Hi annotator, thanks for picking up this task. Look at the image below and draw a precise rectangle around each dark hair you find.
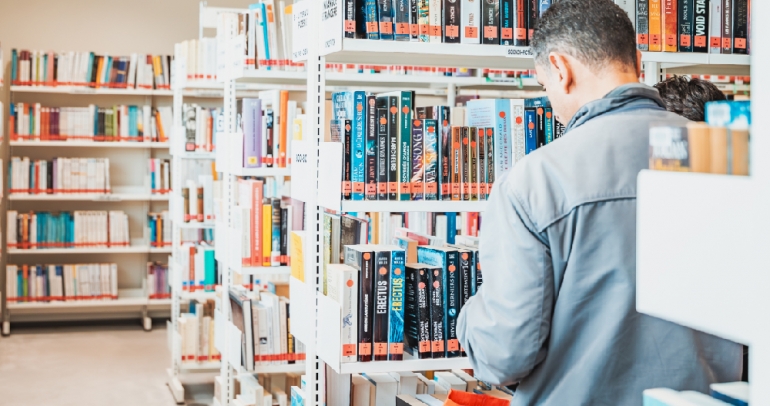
[654,76,727,121]
[531,0,637,71]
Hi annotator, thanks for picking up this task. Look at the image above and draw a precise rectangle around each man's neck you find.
[578,71,641,106]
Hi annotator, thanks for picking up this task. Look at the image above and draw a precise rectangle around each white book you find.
[415,374,435,394]
[510,99,526,164]
[87,158,96,193]
[128,53,138,88]
[326,263,359,362]
[451,369,478,392]
[710,0,722,54]
[264,0,282,61]
[434,372,466,392]
[415,395,443,406]
[6,211,17,246]
[6,265,17,300]
[188,182,200,222]
[200,175,214,222]
[261,292,280,364]
[254,303,270,366]
[278,298,289,364]
[351,375,374,406]
[143,105,152,142]
[429,0,442,43]
[388,372,418,396]
[461,0,481,44]
[364,373,398,406]
[29,214,37,249]
[250,302,261,365]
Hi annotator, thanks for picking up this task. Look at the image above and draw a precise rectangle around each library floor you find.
[0,320,214,406]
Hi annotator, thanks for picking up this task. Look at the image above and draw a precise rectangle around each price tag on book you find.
[291,140,314,203]
[292,0,310,62]
[319,0,343,56]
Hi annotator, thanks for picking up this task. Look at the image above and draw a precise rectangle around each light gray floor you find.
[0,321,215,406]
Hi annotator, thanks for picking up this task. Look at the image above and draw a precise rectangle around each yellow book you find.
[649,0,662,52]
[290,231,305,282]
[262,203,272,266]
[293,117,304,141]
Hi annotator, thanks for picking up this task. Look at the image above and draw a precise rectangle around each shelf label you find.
[292,1,310,61]
[318,142,342,212]
[291,140,314,203]
[504,46,535,58]
[320,0,343,56]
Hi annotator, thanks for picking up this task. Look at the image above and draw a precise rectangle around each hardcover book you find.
[365,95,378,200]
[450,127,463,200]
[721,0,732,53]
[649,0,663,51]
[327,264,359,362]
[344,245,375,362]
[527,0,538,41]
[411,113,425,200]
[388,248,406,360]
[444,0,462,43]
[460,127,470,200]
[388,96,399,200]
[461,0,481,43]
[482,0,500,44]
[732,0,748,54]
[345,0,357,38]
[500,0,513,45]
[417,245,461,358]
[433,106,452,200]
[395,0,412,40]
[423,119,439,201]
[429,0,443,42]
[405,263,433,359]
[378,0,396,40]
[399,92,414,200]
[343,119,353,199]
[427,265,445,358]
[649,124,691,171]
[352,92,367,200]
[678,0,694,52]
[524,108,537,154]
[410,0,420,40]
[418,0,431,42]
[482,128,493,199]
[662,0,678,52]
[373,249,392,361]
[377,106,389,200]
[709,0,722,53]
[510,99,525,164]
[693,0,709,52]
[366,0,381,39]
[468,127,479,200]
[513,0,527,46]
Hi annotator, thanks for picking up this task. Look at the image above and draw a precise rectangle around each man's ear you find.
[636,49,642,78]
[548,52,573,94]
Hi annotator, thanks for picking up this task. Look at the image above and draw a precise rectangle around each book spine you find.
[280,208,288,265]
[366,96,378,200]
[428,266,445,358]
[538,0,551,16]
[721,0,732,53]
[458,251,471,306]
[544,107,554,144]
[461,0,481,43]
[395,0,412,40]
[710,0,722,53]
[410,0,420,40]
[418,0,430,42]
[411,118,424,200]
[352,92,366,200]
[358,251,374,362]
[679,0,694,51]
[732,0,748,54]
[535,106,546,148]
[429,0,443,42]
[513,0,527,46]
[500,0,513,45]
[444,251,460,357]
[378,0,395,40]
[662,0,677,52]
[444,0,461,42]
[345,0,357,38]
[437,107,451,201]
[477,126,488,199]
[406,265,431,358]
[637,0,650,51]
[373,250,391,361]
[460,127,470,200]
[343,119,352,200]
[484,128,494,197]
[265,110,275,167]
[693,0,709,52]
[377,107,388,200]
[423,119,439,201]
[525,108,537,154]
[649,0,663,51]
[388,97,399,200]
[243,99,262,168]
[469,127,479,201]
[527,0,537,42]
[554,120,566,139]
[399,92,413,200]
[388,250,405,360]
[450,127,462,201]
[482,0,500,44]
[366,0,381,39]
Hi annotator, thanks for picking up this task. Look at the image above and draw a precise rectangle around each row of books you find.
[148,212,172,247]
[234,372,301,406]
[183,104,221,153]
[238,92,302,168]
[9,103,172,142]
[180,244,217,292]
[6,263,118,302]
[9,157,111,195]
[176,38,218,81]
[636,0,750,54]
[649,100,750,175]
[180,299,221,363]
[237,178,296,267]
[228,286,306,371]
[643,382,748,405]
[341,0,554,45]
[149,158,171,194]
[7,210,131,250]
[147,262,170,299]
[182,176,216,223]
[182,228,215,245]
[334,91,561,201]
[239,1,294,71]
[11,49,174,89]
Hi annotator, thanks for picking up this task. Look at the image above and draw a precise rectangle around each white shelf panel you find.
[177,151,217,159]
[236,362,307,374]
[227,166,292,177]
[325,39,534,70]
[234,265,291,276]
[339,357,471,375]
[178,221,216,229]
[179,361,222,372]
[10,140,170,149]
[641,52,750,66]
[7,288,147,310]
[340,200,487,213]
[181,291,218,301]
[9,193,170,202]
[8,246,168,255]
[10,85,173,96]
[636,170,759,345]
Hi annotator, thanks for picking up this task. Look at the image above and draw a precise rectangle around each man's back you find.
[458,85,742,405]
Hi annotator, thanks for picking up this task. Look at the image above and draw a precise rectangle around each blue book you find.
[417,245,461,357]
[705,100,751,129]
[446,212,457,244]
[377,0,395,40]
[85,53,95,84]
[260,3,271,61]
[11,49,17,81]
[352,92,367,200]
[365,0,380,39]
[525,108,537,154]
[331,91,355,121]
[388,247,406,360]
[544,107,553,144]
[539,0,552,17]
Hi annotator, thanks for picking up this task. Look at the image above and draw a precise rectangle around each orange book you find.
[95,57,104,87]
[156,214,162,245]
[649,0,663,51]
[155,110,167,142]
[278,90,289,167]
[250,180,264,266]
[662,0,677,52]
[207,115,213,151]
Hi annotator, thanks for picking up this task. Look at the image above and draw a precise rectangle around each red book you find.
[662,0,678,51]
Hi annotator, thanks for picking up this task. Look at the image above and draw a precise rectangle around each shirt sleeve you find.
[457,176,554,386]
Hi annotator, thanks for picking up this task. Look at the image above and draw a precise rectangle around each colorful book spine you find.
[544,107,554,144]
[394,0,412,40]
[460,0,481,44]
[399,92,414,200]
[721,0,732,53]
[378,0,395,40]
[410,0,420,40]
[460,127,470,200]
[525,108,537,154]
[423,119,439,201]
[427,265,445,358]
[450,127,462,201]
[468,127,479,201]
[662,0,678,52]
[343,119,353,199]
[500,0,513,45]
[513,0,527,46]
[345,0,357,38]
[387,96,399,200]
[732,0,748,54]
[692,0,709,53]
[377,106,389,200]
[366,0,381,39]
[388,249,406,360]
[678,0,694,52]
[373,250,391,361]
[444,0,461,43]
[435,106,451,201]
[649,0,663,51]
[477,127,488,199]
[411,117,425,200]
[365,96,378,200]
[352,92,367,200]
[418,0,430,42]
[482,0,499,44]
[637,0,650,51]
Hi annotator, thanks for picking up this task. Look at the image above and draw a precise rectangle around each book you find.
[378,0,395,40]
[404,263,433,358]
[527,0,538,40]
[444,0,462,43]
[710,0,722,53]
[692,0,709,52]
[411,114,425,200]
[732,0,748,54]
[376,105,389,200]
[418,0,431,42]
[327,263,359,362]
[461,0,481,43]
[417,245,461,358]
[637,0,650,52]
[344,245,375,362]
[365,95,379,200]
[500,0,513,45]
[399,92,414,200]
[649,0,663,51]
[721,0,732,53]
[482,0,499,44]
[388,248,406,360]
[423,119,439,200]
[678,0,694,52]
[242,98,263,168]
[429,0,443,42]
[366,0,381,40]
[513,0,527,46]
[373,249,391,361]
[394,0,412,40]
[388,96,399,200]
[352,92,368,200]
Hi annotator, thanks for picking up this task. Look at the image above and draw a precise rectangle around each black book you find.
[340,215,365,262]
[265,109,275,167]
[527,0,538,44]
[432,106,451,201]
[345,0,357,38]
[500,0,513,45]
[732,0,748,54]
[387,96,399,200]
[449,246,472,306]
[417,245,461,358]
[637,0,649,51]
[444,0,461,43]
[482,0,500,44]
[469,126,479,201]
[721,0,732,54]
[678,0,694,52]
[427,265,445,358]
[365,95,378,200]
[271,198,282,264]
[409,0,419,40]
[405,263,433,359]
[485,127,494,197]
[343,119,352,200]
[692,0,709,53]
[47,161,54,192]
[376,106,388,200]
[536,107,546,148]
[280,207,288,265]
[554,120,566,139]
[344,245,375,362]
[357,0,368,38]
[513,0,527,46]
[373,249,391,361]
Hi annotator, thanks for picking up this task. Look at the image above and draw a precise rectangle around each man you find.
[457,1,741,404]
[655,75,727,121]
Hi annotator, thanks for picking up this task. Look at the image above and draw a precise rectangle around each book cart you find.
[1,76,174,336]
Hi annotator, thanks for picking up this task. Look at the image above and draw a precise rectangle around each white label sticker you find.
[320,0,343,55]
[290,140,314,203]
[292,1,310,61]
[318,142,342,212]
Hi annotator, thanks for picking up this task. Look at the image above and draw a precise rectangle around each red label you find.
[410,24,419,37]
[694,35,707,47]
[425,182,437,194]
[441,183,449,195]
[419,24,430,35]
[432,340,445,353]
[447,339,460,352]
[710,36,721,47]
[366,22,378,33]
[342,181,352,194]
[722,37,732,49]
[353,182,365,194]
[451,182,460,198]
[650,34,662,46]
[389,343,404,355]
[366,183,377,195]
[430,25,441,36]
[359,343,372,355]
[464,26,478,38]
[396,23,410,35]
[379,22,393,34]
[515,28,527,40]
[377,183,387,194]
[342,344,356,356]
[470,182,478,196]
[388,182,398,194]
[412,182,423,192]
[501,27,513,40]
[399,182,411,194]
[344,20,356,32]
[374,343,388,356]
[419,341,430,352]
[445,25,459,38]
[679,34,691,47]
[637,34,649,45]
[665,34,676,47]
[735,38,747,49]
[483,26,498,39]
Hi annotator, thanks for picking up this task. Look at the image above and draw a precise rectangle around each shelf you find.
[324,39,534,70]
[235,362,307,374]
[234,265,291,276]
[8,246,170,255]
[179,361,222,372]
[6,288,148,310]
[641,52,750,66]
[339,357,471,375]
[10,140,170,149]
[178,221,216,229]
[177,151,216,159]
[226,166,291,177]
[9,193,170,202]
[340,200,487,213]
[181,291,218,301]
[10,85,173,96]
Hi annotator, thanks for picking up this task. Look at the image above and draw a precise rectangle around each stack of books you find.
[179,243,217,292]
[6,263,118,302]
[149,158,172,194]
[7,210,130,250]
[238,92,301,169]
[9,157,111,195]
[175,38,219,82]
[230,2,301,72]
[147,262,170,299]
[148,211,172,248]
[182,176,216,223]
[9,103,171,143]
[236,178,294,267]
[10,49,174,89]
[234,372,301,406]
[180,298,221,363]
[183,104,222,153]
